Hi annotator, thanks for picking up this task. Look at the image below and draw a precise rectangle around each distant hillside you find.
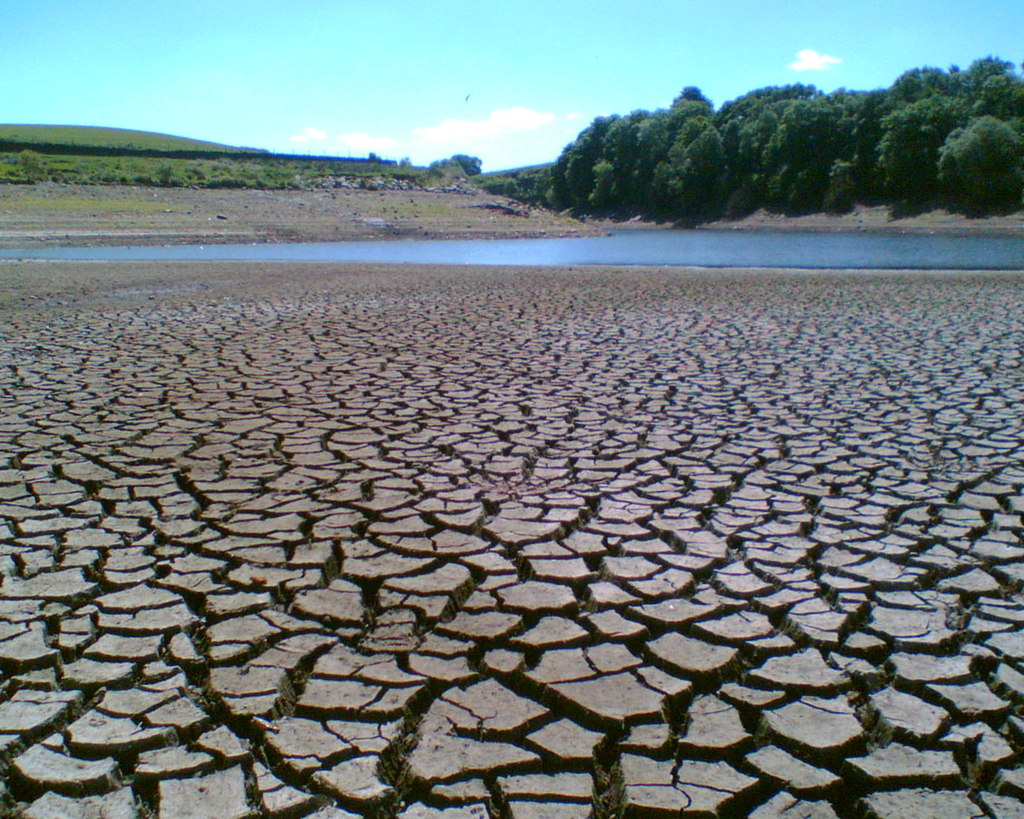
[0,124,411,189]
[0,124,491,191]
[0,125,252,153]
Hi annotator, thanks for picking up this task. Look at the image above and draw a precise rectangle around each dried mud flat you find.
[2,260,1024,818]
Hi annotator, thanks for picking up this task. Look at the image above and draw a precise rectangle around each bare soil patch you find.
[0,182,601,249]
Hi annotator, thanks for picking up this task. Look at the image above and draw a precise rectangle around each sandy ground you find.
[2,259,1024,818]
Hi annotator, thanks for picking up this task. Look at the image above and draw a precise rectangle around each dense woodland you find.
[491,57,1024,222]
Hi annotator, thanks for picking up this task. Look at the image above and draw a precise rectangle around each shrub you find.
[939,115,1023,209]
[18,150,47,182]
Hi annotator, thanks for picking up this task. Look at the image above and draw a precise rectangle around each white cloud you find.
[287,128,398,157]
[283,109,576,170]
[789,49,842,72]
[336,132,399,154]
[412,107,558,145]
[288,127,327,143]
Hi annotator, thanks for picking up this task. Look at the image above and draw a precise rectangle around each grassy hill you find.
[0,124,251,153]
[0,124,418,189]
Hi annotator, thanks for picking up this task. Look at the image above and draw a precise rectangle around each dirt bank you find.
[0,182,603,249]
[699,203,1024,235]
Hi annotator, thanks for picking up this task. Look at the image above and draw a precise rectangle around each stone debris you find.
[2,262,1024,816]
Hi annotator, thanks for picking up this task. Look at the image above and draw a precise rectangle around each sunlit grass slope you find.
[0,125,251,152]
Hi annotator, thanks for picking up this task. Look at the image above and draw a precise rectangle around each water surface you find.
[3,229,1023,269]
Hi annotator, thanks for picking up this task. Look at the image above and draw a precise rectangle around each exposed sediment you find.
[1,261,1024,817]
[0,184,601,249]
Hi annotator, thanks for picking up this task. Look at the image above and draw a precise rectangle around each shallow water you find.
[3,228,1024,269]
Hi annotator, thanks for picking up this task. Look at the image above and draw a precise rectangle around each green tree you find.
[888,66,956,104]
[601,111,650,210]
[652,116,726,220]
[842,89,891,201]
[963,57,1018,95]
[825,160,857,213]
[715,84,819,125]
[763,97,848,212]
[672,86,714,109]
[18,150,47,182]
[878,96,967,202]
[939,116,1023,209]
[156,163,177,186]
[588,160,616,209]
[527,53,1024,222]
[449,154,483,176]
[968,75,1024,126]
[427,154,482,179]
[550,115,616,209]
[716,85,821,214]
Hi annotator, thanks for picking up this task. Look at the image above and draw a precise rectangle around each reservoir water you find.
[2,229,1023,270]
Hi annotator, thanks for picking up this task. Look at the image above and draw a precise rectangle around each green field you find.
[0,124,249,153]
[0,124,423,190]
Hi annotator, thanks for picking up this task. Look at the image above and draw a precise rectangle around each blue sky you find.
[3,0,1022,171]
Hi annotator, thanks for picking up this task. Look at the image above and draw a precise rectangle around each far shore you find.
[0,183,1021,250]
[598,203,1024,238]
[693,204,1024,237]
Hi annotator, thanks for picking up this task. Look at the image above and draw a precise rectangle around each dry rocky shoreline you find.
[699,204,1024,237]
[0,183,602,250]
[1,183,1021,251]
[0,184,1023,818]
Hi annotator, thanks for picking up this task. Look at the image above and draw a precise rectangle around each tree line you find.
[503,57,1024,221]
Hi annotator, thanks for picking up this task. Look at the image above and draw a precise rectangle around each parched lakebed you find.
[2,261,1024,818]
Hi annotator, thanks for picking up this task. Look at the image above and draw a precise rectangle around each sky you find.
[3,1,1023,172]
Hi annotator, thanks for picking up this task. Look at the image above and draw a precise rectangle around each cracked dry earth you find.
[2,261,1024,819]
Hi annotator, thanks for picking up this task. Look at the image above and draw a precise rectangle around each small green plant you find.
[155,164,177,186]
[18,150,46,182]
[425,154,483,184]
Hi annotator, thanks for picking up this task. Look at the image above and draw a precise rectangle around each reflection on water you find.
[2,229,1023,270]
